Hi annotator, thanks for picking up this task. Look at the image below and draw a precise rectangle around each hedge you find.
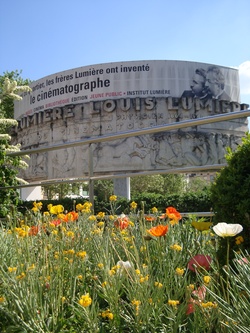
[17,189,212,216]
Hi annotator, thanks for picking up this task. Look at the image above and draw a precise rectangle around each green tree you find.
[130,174,185,196]
[161,174,185,194]
[94,179,113,201]
[185,174,212,192]
[42,182,89,200]
[42,183,71,200]
[0,70,30,118]
[0,74,31,217]
[210,133,250,252]
[130,175,164,196]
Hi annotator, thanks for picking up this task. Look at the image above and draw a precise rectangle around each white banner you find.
[15,60,240,119]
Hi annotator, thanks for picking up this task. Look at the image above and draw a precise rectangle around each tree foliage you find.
[0,72,31,217]
[185,175,211,192]
[42,182,89,200]
[210,132,250,251]
[130,174,185,196]
[94,179,113,201]
[0,70,30,118]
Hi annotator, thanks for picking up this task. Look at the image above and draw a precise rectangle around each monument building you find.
[13,60,249,199]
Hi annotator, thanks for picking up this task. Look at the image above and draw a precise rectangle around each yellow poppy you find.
[191,221,212,231]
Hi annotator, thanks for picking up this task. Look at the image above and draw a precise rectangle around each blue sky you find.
[1,0,250,105]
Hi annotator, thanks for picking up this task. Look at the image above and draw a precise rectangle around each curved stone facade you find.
[13,61,249,182]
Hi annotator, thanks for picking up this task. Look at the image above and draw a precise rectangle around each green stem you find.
[226,237,230,303]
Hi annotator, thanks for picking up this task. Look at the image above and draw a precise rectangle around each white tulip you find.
[213,222,243,237]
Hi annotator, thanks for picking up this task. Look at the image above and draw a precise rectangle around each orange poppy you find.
[114,216,130,230]
[63,211,79,222]
[145,215,156,222]
[166,207,182,222]
[147,224,168,237]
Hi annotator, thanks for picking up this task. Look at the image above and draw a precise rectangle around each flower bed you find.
[0,199,249,332]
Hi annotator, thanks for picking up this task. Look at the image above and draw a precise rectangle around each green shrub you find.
[179,189,212,213]
[19,190,212,218]
[211,132,250,254]
[94,196,129,215]
[132,191,212,214]
[132,192,165,213]
[0,139,21,218]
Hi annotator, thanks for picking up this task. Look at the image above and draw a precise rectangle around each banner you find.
[15,60,240,119]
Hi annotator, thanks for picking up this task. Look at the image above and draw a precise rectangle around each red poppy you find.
[28,226,40,236]
[186,302,195,316]
[50,219,62,226]
[188,254,212,272]
[114,216,130,230]
[147,224,168,237]
[166,207,182,221]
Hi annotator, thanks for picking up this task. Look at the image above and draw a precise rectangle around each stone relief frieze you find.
[19,152,47,181]
[93,136,155,170]
[48,148,77,178]
[13,97,248,181]
[92,131,241,172]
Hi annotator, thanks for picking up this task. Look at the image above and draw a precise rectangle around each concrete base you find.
[20,186,43,201]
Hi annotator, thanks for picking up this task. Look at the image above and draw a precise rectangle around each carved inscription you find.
[14,97,248,181]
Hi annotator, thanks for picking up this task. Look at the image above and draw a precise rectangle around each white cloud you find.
[239,61,250,94]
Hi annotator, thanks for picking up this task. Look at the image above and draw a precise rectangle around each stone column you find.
[113,177,131,200]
